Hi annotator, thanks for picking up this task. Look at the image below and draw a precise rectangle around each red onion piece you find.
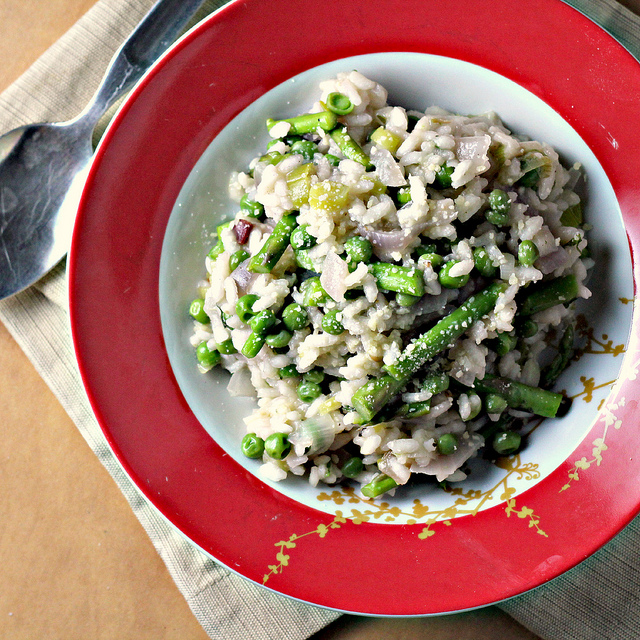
[357,222,427,261]
[231,259,258,294]
[234,219,254,244]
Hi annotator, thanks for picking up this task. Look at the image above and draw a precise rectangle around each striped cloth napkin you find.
[1,1,639,638]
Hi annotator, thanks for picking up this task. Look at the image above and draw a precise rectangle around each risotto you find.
[188,71,591,499]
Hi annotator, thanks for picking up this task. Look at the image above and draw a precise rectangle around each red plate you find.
[69,0,640,615]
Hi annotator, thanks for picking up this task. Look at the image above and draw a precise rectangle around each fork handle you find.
[81,0,208,124]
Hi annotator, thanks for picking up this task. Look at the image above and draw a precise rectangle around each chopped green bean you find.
[369,262,425,297]
[330,127,372,168]
[361,474,398,499]
[216,339,237,355]
[326,92,354,115]
[341,456,364,478]
[267,111,337,135]
[248,214,297,274]
[438,260,470,289]
[241,331,267,358]
[472,375,565,418]
[384,281,508,383]
[520,275,579,316]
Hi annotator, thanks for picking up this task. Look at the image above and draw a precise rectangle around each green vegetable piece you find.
[258,150,286,166]
[265,329,293,349]
[369,262,425,297]
[297,380,322,403]
[395,187,412,205]
[461,391,482,422]
[383,281,509,383]
[520,275,579,316]
[495,331,518,356]
[290,224,317,250]
[282,303,309,331]
[286,163,315,209]
[330,127,372,168]
[248,214,297,274]
[433,164,454,189]
[361,474,398,499]
[278,364,299,378]
[309,180,351,212]
[264,432,291,459]
[486,208,510,227]
[518,240,539,267]
[249,309,277,335]
[189,298,209,324]
[436,433,458,455]
[290,140,317,161]
[341,456,364,479]
[517,318,539,339]
[420,252,444,271]
[241,331,267,358]
[560,202,583,227]
[396,292,420,307]
[400,400,431,418]
[207,221,232,261]
[236,294,259,323]
[300,276,331,306]
[518,167,541,188]
[473,375,565,418]
[351,375,404,424]
[422,372,450,395]
[370,126,402,154]
[196,342,221,370]
[240,194,265,219]
[473,246,498,277]
[217,339,237,355]
[267,111,338,135]
[492,430,522,456]
[485,393,508,414]
[325,153,341,166]
[438,260,470,289]
[326,92,354,115]
[488,189,511,215]
[344,235,374,267]
[303,368,325,384]
[322,309,345,335]
[542,323,575,386]
[229,249,250,272]
[241,433,265,459]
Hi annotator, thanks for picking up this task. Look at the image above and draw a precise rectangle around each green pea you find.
[485,393,508,414]
[282,303,309,331]
[485,208,510,227]
[290,225,317,250]
[488,188,511,214]
[326,92,354,115]
[433,163,454,189]
[290,139,317,161]
[436,433,458,455]
[395,187,412,205]
[278,364,299,378]
[344,236,373,267]
[216,338,237,355]
[492,430,522,456]
[396,292,420,307]
[249,309,277,335]
[341,456,364,478]
[322,309,345,335]
[473,246,498,277]
[189,298,209,324]
[264,432,291,460]
[518,240,540,267]
[229,249,250,272]
[300,276,331,306]
[420,252,444,271]
[495,331,518,356]
[422,372,449,395]
[265,329,293,349]
[241,433,265,459]
[297,380,322,403]
[438,260,470,289]
[303,368,325,384]
[196,342,221,370]
[325,153,341,166]
[240,194,265,219]
[236,294,259,323]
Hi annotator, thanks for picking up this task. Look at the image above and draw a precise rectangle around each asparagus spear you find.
[330,126,372,168]
[369,262,425,297]
[248,214,297,273]
[472,375,565,418]
[520,274,579,316]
